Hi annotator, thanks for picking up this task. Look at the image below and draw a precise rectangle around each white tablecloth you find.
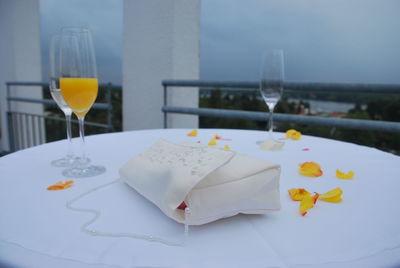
[1,129,399,268]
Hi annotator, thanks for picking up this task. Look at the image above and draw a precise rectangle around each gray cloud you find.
[200,0,400,84]
[40,0,400,85]
[40,0,122,84]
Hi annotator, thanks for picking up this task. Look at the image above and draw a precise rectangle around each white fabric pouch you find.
[119,139,281,225]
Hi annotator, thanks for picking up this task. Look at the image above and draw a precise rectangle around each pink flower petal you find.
[215,135,232,141]
[302,148,310,151]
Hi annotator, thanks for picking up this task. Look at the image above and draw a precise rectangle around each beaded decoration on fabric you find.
[138,140,233,178]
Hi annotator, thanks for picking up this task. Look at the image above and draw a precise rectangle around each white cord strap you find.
[66,178,189,247]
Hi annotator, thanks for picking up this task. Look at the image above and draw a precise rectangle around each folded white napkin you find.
[119,139,281,225]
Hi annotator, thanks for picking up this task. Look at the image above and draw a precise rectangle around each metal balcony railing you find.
[162,80,400,133]
[5,81,115,152]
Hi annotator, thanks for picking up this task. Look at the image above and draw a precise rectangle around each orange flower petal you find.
[299,162,323,177]
[288,188,311,201]
[47,180,74,191]
[47,185,64,190]
[336,169,354,180]
[313,193,319,204]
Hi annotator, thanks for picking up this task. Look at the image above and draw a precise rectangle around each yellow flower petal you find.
[187,129,198,137]
[336,169,354,180]
[291,131,302,140]
[288,188,311,201]
[208,137,217,146]
[299,193,319,216]
[223,145,230,150]
[318,187,343,203]
[286,129,302,140]
[323,195,342,203]
[286,129,297,137]
[299,162,323,177]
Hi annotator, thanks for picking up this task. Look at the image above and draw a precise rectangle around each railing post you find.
[6,83,11,110]
[163,84,167,128]
[7,112,15,152]
[106,82,114,132]
[5,83,12,151]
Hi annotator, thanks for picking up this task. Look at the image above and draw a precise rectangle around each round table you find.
[1,129,399,268]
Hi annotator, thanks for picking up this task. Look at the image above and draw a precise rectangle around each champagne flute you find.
[59,27,105,177]
[49,34,75,167]
[259,49,285,150]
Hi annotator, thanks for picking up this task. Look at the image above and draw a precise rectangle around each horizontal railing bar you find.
[44,115,111,128]
[6,81,121,88]
[8,111,112,129]
[163,80,258,89]
[7,97,109,110]
[7,97,55,105]
[91,103,110,110]
[162,106,400,133]
[162,80,400,94]
[6,82,49,86]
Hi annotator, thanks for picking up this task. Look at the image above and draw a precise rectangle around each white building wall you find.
[123,0,200,130]
[0,0,43,151]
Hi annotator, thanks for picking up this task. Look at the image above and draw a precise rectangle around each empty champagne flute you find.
[49,34,75,167]
[259,49,285,151]
[59,27,105,177]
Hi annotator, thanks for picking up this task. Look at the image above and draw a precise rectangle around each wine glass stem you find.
[65,112,73,157]
[268,108,274,139]
[78,116,88,164]
[268,110,273,139]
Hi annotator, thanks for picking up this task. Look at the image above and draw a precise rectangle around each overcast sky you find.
[40,0,123,84]
[40,0,400,85]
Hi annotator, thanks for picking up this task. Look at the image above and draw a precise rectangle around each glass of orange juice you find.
[59,27,105,177]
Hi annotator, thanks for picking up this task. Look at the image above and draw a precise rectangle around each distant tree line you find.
[43,86,399,155]
[199,88,400,155]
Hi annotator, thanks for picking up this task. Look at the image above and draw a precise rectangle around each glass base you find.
[51,156,76,168]
[62,165,106,178]
[257,140,285,151]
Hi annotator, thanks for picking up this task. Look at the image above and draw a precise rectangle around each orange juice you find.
[60,78,98,117]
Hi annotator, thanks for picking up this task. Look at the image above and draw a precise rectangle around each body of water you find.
[288,98,359,114]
